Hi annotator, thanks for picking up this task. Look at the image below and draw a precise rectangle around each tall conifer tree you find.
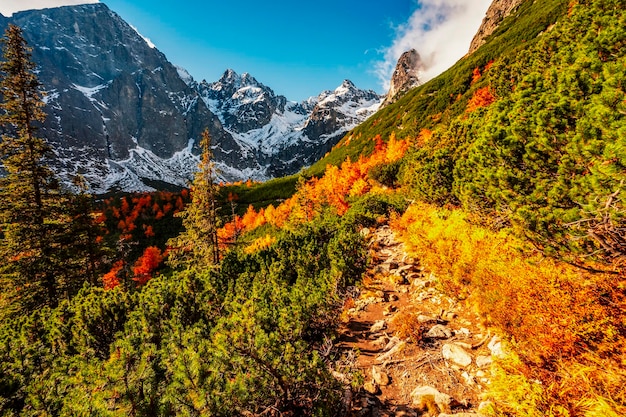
[168,129,220,268]
[0,25,72,313]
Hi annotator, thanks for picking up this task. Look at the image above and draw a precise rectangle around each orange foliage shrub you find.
[217,134,410,241]
[471,66,482,84]
[103,260,124,290]
[143,224,155,238]
[466,86,495,112]
[391,203,626,415]
[391,308,425,343]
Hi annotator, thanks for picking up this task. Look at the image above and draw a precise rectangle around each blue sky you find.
[1,0,492,101]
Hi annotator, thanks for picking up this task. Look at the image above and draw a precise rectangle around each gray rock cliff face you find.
[0,4,381,191]
[468,0,525,54]
[2,3,254,191]
[382,49,423,107]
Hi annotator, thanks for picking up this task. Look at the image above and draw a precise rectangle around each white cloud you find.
[375,0,492,91]
[0,0,99,17]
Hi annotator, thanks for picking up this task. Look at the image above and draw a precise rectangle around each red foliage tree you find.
[132,246,163,286]
[103,260,124,290]
[144,224,155,238]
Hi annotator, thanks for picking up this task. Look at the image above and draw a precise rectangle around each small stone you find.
[370,320,387,334]
[399,286,410,293]
[390,274,407,285]
[383,336,402,352]
[383,305,397,316]
[372,366,390,386]
[394,408,418,417]
[425,324,453,339]
[363,381,380,395]
[360,228,371,237]
[441,311,456,321]
[459,327,471,336]
[488,335,504,357]
[407,273,422,283]
[386,261,400,271]
[461,371,475,386]
[388,293,399,302]
[376,340,406,363]
[397,264,415,273]
[417,315,437,324]
[373,335,391,349]
[442,343,472,367]
[475,370,486,378]
[410,386,453,411]
[476,355,493,368]
[454,341,473,350]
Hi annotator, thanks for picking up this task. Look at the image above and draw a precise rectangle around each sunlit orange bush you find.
[391,203,626,415]
[132,246,164,286]
[466,85,495,112]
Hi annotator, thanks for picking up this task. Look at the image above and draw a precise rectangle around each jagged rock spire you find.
[382,49,423,107]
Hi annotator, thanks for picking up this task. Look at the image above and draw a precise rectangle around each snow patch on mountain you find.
[94,140,269,193]
[175,65,195,87]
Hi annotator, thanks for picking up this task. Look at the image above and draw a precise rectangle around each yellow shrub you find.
[243,234,276,254]
[392,203,626,416]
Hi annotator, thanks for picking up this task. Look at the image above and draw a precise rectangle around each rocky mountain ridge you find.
[381,0,524,106]
[199,71,382,177]
[0,3,382,192]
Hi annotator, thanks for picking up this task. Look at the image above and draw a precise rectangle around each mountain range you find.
[0,3,382,192]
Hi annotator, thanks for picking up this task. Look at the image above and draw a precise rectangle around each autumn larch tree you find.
[168,129,220,269]
[0,25,75,314]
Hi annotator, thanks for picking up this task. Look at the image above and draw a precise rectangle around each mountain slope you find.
[308,0,567,175]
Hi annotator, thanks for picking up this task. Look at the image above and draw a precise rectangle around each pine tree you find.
[61,176,107,289]
[0,25,72,314]
[168,129,220,269]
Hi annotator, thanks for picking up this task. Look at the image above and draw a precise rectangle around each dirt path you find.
[336,225,496,417]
